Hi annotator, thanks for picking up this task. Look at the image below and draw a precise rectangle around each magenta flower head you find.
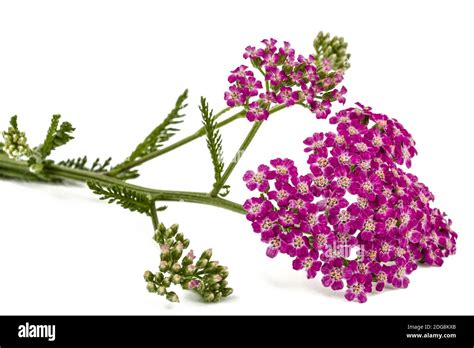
[225,34,350,122]
[242,100,457,303]
[246,101,269,121]
[243,164,275,192]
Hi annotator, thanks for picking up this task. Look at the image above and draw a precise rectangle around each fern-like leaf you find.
[58,156,139,179]
[110,89,188,174]
[200,97,224,185]
[87,180,152,215]
[58,156,111,172]
[37,114,75,158]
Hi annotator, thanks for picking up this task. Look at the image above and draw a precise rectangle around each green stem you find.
[211,121,262,197]
[149,201,160,231]
[214,107,231,119]
[210,104,286,197]
[107,109,245,176]
[0,156,246,214]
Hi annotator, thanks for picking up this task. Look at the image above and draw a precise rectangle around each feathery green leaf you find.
[110,89,188,175]
[200,97,225,186]
[37,114,75,158]
[87,180,152,215]
[58,156,111,172]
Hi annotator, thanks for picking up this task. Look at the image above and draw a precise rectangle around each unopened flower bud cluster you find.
[144,223,232,303]
[2,116,31,160]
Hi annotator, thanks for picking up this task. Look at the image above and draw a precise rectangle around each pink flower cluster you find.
[243,103,457,303]
[224,38,347,121]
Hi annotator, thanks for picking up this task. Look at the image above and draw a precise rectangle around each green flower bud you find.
[175,232,184,242]
[152,232,161,244]
[208,274,222,284]
[170,224,179,234]
[220,269,229,279]
[154,272,164,284]
[157,286,166,295]
[158,223,167,234]
[171,274,182,284]
[146,282,157,293]
[162,277,171,287]
[222,288,233,297]
[206,261,219,272]
[203,291,214,302]
[159,261,169,272]
[166,291,180,303]
[183,239,190,248]
[160,244,170,262]
[213,292,222,302]
[2,122,31,160]
[184,264,196,275]
[196,258,208,269]
[143,270,154,282]
[171,242,184,260]
[200,248,212,260]
[171,262,181,273]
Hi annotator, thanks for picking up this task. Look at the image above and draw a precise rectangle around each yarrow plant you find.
[0,32,456,304]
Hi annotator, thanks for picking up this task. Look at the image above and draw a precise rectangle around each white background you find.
[0,0,473,315]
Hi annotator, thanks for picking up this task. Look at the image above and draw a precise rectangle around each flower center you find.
[270,237,281,248]
[351,282,363,294]
[253,172,264,183]
[307,213,317,225]
[330,267,343,280]
[362,181,374,192]
[303,257,313,269]
[337,176,350,189]
[348,126,359,135]
[396,266,406,278]
[372,136,383,147]
[327,197,338,208]
[368,249,377,260]
[262,219,274,230]
[382,189,392,199]
[377,204,388,214]
[276,165,288,175]
[338,210,350,224]
[282,214,293,224]
[340,115,350,123]
[380,242,390,253]
[385,218,397,230]
[338,153,350,165]
[363,219,375,231]
[292,198,305,209]
[337,232,349,243]
[317,157,329,167]
[359,160,371,171]
[316,234,327,245]
[313,175,328,188]
[313,140,324,149]
[335,135,345,145]
[355,142,368,151]
[375,169,385,180]
[277,190,288,199]
[297,182,309,194]
[293,236,304,248]
[357,197,368,209]
[251,204,261,213]
[358,262,368,274]
[377,271,387,282]
[400,213,409,225]
[395,247,405,257]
